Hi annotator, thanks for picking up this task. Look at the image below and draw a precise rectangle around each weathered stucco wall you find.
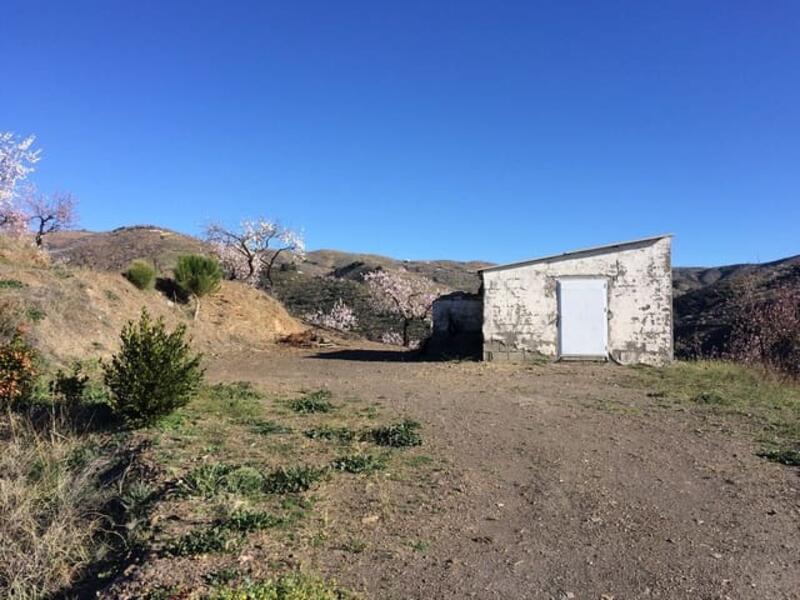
[482,237,672,365]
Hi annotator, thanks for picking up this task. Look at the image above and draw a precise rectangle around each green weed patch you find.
[289,390,334,414]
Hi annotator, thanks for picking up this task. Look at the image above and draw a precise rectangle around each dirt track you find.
[205,348,800,600]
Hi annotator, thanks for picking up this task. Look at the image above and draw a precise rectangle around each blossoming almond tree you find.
[304,298,359,332]
[363,269,440,347]
[205,218,305,287]
[1,133,77,244]
[0,132,40,237]
[24,188,77,247]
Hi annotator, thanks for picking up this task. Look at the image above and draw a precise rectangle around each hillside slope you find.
[44,227,800,356]
[0,237,304,362]
[673,255,800,356]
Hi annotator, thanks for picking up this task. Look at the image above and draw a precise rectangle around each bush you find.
[0,333,37,409]
[289,390,334,414]
[262,466,328,494]
[124,260,156,290]
[209,573,348,600]
[173,254,223,320]
[368,419,422,447]
[103,309,204,427]
[330,454,386,474]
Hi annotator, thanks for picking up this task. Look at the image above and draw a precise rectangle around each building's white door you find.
[558,278,608,358]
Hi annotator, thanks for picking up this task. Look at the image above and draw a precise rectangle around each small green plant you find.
[225,466,266,495]
[0,334,37,409]
[342,538,366,553]
[103,309,204,427]
[409,539,430,553]
[0,278,25,289]
[25,306,45,322]
[304,425,355,442]
[124,260,156,290]
[209,381,263,402]
[222,508,282,533]
[163,526,233,557]
[693,391,728,405]
[330,454,386,474]
[179,463,269,497]
[289,390,334,414]
[248,418,293,435]
[105,289,121,302]
[368,419,422,447]
[173,254,223,320]
[208,573,348,600]
[263,465,328,494]
[758,447,800,466]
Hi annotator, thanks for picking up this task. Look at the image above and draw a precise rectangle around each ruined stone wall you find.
[482,237,672,365]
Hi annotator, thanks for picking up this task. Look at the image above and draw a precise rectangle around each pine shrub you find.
[173,254,223,319]
[103,309,203,427]
[125,260,156,290]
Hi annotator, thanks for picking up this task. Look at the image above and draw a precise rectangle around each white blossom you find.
[304,298,358,332]
[206,218,305,286]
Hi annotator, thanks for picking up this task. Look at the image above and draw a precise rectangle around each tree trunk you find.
[193,295,201,321]
[402,320,410,347]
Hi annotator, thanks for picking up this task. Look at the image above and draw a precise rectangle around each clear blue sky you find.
[3,1,798,267]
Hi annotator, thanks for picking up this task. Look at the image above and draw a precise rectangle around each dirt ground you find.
[201,347,800,600]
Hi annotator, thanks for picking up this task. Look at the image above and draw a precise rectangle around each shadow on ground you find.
[308,348,481,362]
[308,349,417,362]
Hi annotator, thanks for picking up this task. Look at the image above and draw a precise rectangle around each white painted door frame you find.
[557,277,609,360]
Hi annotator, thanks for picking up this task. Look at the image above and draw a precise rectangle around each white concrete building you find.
[430,235,673,365]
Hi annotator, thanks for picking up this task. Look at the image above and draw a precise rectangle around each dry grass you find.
[0,235,305,363]
[0,414,116,599]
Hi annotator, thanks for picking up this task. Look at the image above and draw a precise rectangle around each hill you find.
[45,227,799,355]
[673,255,800,356]
[0,235,304,362]
[47,228,490,343]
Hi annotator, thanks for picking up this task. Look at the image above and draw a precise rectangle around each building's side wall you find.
[482,238,672,365]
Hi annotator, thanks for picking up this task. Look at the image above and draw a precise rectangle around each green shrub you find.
[125,260,156,290]
[164,526,233,557]
[0,334,37,409]
[368,419,422,447]
[289,390,334,414]
[758,447,800,466]
[173,254,223,320]
[263,466,328,494]
[209,573,348,600]
[103,309,204,427]
[222,509,282,533]
[179,463,235,497]
[0,278,25,289]
[179,463,266,497]
[330,454,386,474]
[225,466,266,495]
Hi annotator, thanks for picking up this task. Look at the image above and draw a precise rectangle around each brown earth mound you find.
[0,237,304,362]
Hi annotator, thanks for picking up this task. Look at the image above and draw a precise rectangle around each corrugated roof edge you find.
[478,234,673,274]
